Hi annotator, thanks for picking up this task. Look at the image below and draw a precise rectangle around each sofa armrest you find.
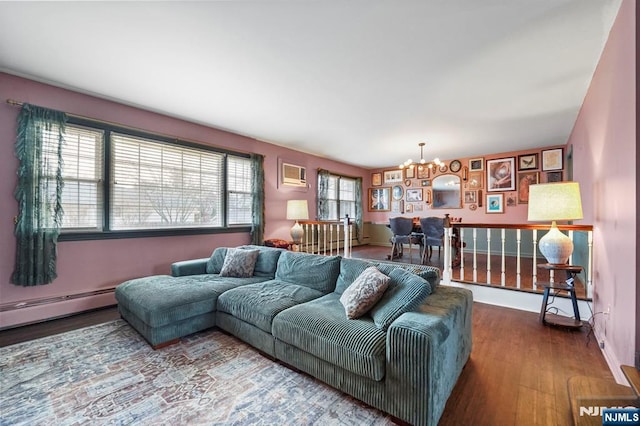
[171,258,209,277]
[385,286,472,426]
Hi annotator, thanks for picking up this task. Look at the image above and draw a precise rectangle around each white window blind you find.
[111,133,224,230]
[54,125,104,230]
[227,156,253,225]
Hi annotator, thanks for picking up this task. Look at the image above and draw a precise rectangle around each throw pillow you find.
[219,248,260,278]
[369,268,432,330]
[339,266,390,319]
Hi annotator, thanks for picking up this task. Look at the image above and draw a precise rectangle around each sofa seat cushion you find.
[272,293,387,381]
[216,280,324,333]
[115,274,267,328]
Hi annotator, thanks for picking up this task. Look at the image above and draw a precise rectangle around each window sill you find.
[58,226,252,241]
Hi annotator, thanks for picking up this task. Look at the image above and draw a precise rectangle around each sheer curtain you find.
[250,153,265,245]
[317,169,331,220]
[12,104,68,286]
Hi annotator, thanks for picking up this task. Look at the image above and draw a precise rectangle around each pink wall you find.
[569,0,636,368]
[367,145,567,225]
[0,73,367,328]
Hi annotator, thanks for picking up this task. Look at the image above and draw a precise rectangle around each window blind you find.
[227,156,253,225]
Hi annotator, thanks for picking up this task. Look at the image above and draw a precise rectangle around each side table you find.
[538,264,583,329]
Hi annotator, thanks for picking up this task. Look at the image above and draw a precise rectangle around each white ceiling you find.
[0,1,621,169]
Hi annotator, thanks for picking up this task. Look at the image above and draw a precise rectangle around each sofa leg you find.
[152,338,179,350]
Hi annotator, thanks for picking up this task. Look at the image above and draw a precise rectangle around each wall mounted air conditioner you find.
[282,162,307,187]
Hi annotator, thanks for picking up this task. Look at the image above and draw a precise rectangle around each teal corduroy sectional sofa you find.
[115,245,473,425]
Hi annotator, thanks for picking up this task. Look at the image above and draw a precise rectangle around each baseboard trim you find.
[0,288,116,313]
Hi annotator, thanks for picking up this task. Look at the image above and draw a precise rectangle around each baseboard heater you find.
[0,287,116,313]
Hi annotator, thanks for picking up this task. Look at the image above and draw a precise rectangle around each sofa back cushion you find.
[275,251,341,293]
[369,268,432,330]
[206,246,283,278]
[335,258,376,295]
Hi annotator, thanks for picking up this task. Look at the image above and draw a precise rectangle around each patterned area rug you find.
[0,320,394,425]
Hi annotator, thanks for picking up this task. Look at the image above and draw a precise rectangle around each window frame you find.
[57,117,252,241]
[322,173,357,221]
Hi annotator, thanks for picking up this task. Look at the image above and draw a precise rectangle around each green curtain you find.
[354,177,363,243]
[250,153,265,245]
[317,169,331,219]
[12,104,68,286]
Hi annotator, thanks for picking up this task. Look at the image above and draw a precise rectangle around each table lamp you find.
[527,182,583,265]
[286,200,309,244]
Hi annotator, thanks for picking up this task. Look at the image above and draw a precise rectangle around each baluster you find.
[516,229,521,289]
[344,217,351,258]
[472,227,478,283]
[459,228,465,281]
[311,224,316,254]
[500,228,506,286]
[443,226,451,284]
[587,230,593,298]
[486,228,491,284]
[532,229,538,289]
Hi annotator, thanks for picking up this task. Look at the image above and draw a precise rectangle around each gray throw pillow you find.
[339,266,390,319]
[219,248,260,278]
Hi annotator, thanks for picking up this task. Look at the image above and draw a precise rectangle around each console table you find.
[538,264,583,329]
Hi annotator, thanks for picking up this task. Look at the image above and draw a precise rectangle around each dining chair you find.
[420,216,445,263]
[389,217,421,264]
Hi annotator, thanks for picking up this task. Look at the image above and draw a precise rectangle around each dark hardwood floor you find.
[0,297,613,425]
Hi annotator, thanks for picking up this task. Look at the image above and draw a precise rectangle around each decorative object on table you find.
[518,153,539,170]
[541,148,563,171]
[369,187,391,211]
[371,172,382,186]
[527,182,583,265]
[486,193,504,214]
[398,142,442,173]
[404,179,412,187]
[392,185,404,200]
[546,171,563,182]
[383,169,403,184]
[464,190,477,204]
[469,157,484,171]
[487,157,515,191]
[286,200,309,244]
[449,160,462,173]
[421,179,431,186]
[468,172,483,189]
[517,171,539,203]
[406,188,423,202]
[506,192,517,207]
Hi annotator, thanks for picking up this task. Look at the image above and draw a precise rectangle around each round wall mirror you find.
[432,174,462,209]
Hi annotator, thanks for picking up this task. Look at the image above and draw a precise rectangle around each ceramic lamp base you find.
[539,221,574,265]
[290,221,304,245]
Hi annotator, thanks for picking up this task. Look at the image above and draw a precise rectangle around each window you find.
[323,174,356,220]
[51,120,253,238]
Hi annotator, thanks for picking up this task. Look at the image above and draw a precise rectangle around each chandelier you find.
[399,142,443,171]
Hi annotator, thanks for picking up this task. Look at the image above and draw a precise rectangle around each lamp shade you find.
[527,182,583,222]
[527,182,583,265]
[286,200,309,221]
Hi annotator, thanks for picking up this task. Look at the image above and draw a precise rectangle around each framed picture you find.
[486,193,504,214]
[413,203,424,212]
[506,192,517,207]
[405,165,415,179]
[392,185,404,201]
[404,179,412,187]
[417,166,430,179]
[369,187,391,211]
[469,158,484,171]
[546,171,563,182]
[542,148,563,171]
[487,157,515,191]
[371,172,382,186]
[391,200,404,213]
[383,169,403,184]
[517,171,539,203]
[421,179,431,186]
[405,203,414,213]
[425,189,431,204]
[468,172,483,189]
[518,153,538,171]
[406,188,423,202]
[464,190,477,204]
